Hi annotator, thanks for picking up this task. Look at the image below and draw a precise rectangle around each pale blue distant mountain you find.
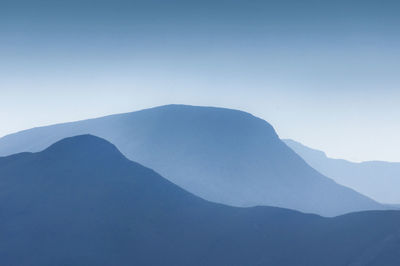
[1,135,400,265]
[0,105,385,216]
[284,139,400,204]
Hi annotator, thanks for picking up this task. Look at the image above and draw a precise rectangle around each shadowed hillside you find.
[0,135,399,266]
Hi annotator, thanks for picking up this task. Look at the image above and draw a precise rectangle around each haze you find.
[1,0,399,162]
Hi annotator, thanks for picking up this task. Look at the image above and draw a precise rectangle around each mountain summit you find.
[42,134,126,161]
[0,105,385,216]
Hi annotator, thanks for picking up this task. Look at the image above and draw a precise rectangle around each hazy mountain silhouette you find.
[0,105,385,216]
[1,135,400,266]
[284,139,400,204]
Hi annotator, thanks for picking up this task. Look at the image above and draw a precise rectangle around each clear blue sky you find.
[1,0,399,162]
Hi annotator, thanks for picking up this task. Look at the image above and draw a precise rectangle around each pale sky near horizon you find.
[1,0,399,162]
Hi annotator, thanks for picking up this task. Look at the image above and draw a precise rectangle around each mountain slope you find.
[0,105,384,216]
[0,135,400,266]
[284,139,400,204]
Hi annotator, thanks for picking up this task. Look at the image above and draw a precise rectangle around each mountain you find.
[284,139,400,204]
[1,135,400,266]
[0,105,384,216]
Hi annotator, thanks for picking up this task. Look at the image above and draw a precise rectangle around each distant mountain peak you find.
[284,138,400,204]
[283,139,328,158]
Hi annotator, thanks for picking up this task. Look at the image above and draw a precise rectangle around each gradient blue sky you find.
[1,0,399,162]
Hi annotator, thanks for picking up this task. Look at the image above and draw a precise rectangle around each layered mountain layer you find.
[284,139,400,204]
[0,105,384,216]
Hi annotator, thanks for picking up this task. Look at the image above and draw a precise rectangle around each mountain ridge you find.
[284,138,400,204]
[0,105,386,216]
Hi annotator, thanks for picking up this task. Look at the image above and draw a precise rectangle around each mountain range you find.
[1,135,400,266]
[0,105,385,216]
[284,139,400,204]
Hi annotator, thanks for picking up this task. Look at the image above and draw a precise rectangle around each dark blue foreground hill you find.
[0,135,399,266]
[0,105,384,216]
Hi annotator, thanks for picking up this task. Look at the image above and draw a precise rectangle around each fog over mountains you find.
[284,139,400,204]
[0,105,385,216]
[1,135,400,266]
